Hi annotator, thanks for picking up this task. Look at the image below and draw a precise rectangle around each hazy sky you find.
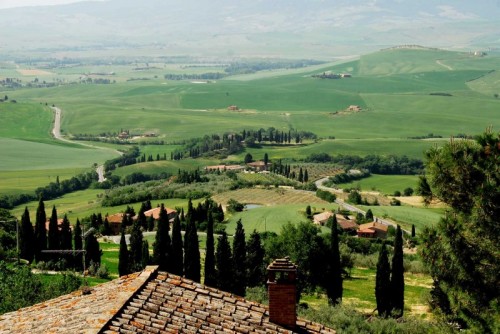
[0,0,105,9]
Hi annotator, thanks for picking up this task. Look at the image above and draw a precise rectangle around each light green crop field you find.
[224,204,335,235]
[0,168,87,195]
[357,205,444,231]
[335,174,419,195]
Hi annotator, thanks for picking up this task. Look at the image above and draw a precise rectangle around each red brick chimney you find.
[267,257,297,329]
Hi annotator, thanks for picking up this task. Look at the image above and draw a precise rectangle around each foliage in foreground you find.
[0,262,82,315]
[419,130,500,333]
[299,303,454,334]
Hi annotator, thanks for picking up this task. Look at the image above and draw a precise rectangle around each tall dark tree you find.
[246,230,265,287]
[171,215,183,276]
[153,204,171,271]
[215,231,233,292]
[390,225,404,318]
[184,219,200,282]
[19,207,34,263]
[304,169,309,182]
[204,213,216,287]
[366,209,374,222]
[419,131,500,332]
[244,153,253,163]
[263,153,269,166]
[298,167,303,182]
[118,229,130,276]
[376,242,391,317]
[73,219,83,271]
[411,224,416,238]
[141,240,150,268]
[84,232,101,268]
[232,219,247,296]
[60,214,72,251]
[326,214,342,305]
[34,197,47,262]
[129,220,143,272]
[100,217,111,236]
[48,205,59,251]
[305,205,312,219]
[137,204,147,230]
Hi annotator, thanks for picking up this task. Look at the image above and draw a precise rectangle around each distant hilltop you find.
[380,45,442,52]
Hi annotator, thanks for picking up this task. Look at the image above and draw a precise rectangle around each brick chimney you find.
[267,257,297,329]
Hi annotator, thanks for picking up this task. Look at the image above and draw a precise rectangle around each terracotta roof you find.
[107,213,125,224]
[313,212,333,224]
[141,207,177,220]
[0,267,157,334]
[0,266,336,334]
[358,222,388,232]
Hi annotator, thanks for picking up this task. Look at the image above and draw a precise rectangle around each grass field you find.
[335,174,419,195]
[357,205,444,231]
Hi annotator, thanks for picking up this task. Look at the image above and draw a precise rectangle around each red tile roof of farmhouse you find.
[141,207,177,220]
[0,266,336,334]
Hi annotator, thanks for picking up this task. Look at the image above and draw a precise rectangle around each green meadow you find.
[334,174,419,195]
[1,48,498,232]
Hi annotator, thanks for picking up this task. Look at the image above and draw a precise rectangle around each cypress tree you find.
[184,219,200,282]
[74,219,83,271]
[60,214,72,250]
[118,229,130,276]
[85,232,101,268]
[215,231,233,292]
[171,215,184,276]
[376,242,391,317]
[298,167,303,182]
[19,207,34,263]
[390,225,405,317]
[326,214,343,305]
[137,205,147,230]
[366,209,374,222]
[411,224,416,238]
[100,217,111,236]
[204,213,216,287]
[305,205,312,219]
[153,204,171,271]
[147,216,155,231]
[48,205,59,251]
[141,240,150,268]
[129,220,143,272]
[34,197,47,262]
[232,219,247,296]
[304,169,309,182]
[246,230,265,287]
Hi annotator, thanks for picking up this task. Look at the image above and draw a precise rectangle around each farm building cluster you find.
[313,211,389,239]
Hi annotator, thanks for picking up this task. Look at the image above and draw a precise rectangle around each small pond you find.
[245,204,263,210]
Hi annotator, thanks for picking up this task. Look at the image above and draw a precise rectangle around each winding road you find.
[50,106,120,182]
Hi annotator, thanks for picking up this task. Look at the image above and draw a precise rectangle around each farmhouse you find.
[227,105,239,111]
[105,212,127,235]
[313,212,359,232]
[0,259,336,333]
[135,206,178,223]
[347,105,361,112]
[247,160,268,172]
[357,221,388,239]
[313,211,333,226]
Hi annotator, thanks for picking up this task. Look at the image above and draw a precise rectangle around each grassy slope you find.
[335,174,419,195]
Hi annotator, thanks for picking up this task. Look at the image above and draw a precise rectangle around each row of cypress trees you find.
[375,225,405,318]
[118,202,266,297]
[18,198,100,269]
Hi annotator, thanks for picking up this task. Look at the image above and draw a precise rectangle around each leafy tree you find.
[390,225,404,318]
[216,231,233,292]
[403,187,414,196]
[326,215,342,305]
[376,243,391,317]
[184,219,200,282]
[244,153,253,163]
[171,215,183,276]
[118,229,130,276]
[232,219,247,296]
[347,190,362,205]
[227,198,244,213]
[19,207,34,263]
[153,204,171,271]
[73,219,83,271]
[246,230,265,287]
[34,197,47,262]
[129,220,143,272]
[419,131,500,332]
[204,213,216,287]
[48,205,59,251]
